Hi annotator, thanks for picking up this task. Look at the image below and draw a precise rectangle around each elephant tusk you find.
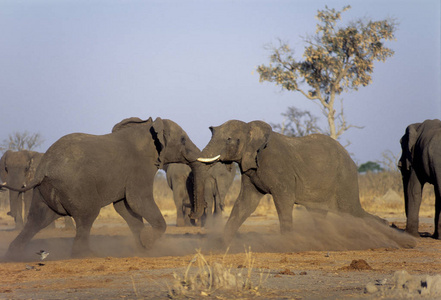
[197,155,221,163]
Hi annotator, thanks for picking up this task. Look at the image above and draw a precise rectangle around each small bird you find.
[36,250,49,261]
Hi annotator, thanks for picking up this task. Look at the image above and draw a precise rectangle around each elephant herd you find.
[1,117,440,260]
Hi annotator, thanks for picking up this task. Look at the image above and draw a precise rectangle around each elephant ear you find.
[241,121,272,172]
[0,150,11,182]
[26,152,42,183]
[150,117,166,168]
[400,123,421,171]
[112,117,153,133]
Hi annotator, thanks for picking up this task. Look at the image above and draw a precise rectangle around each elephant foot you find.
[405,228,420,237]
[140,227,164,250]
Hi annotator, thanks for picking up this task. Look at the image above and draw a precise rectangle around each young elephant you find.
[398,119,441,239]
[164,162,235,227]
[0,150,43,229]
[4,117,207,259]
[191,120,381,245]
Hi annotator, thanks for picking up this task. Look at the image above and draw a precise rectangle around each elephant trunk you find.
[188,161,209,220]
[8,190,21,219]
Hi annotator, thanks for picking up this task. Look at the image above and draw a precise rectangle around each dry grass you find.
[358,171,435,218]
[168,247,268,298]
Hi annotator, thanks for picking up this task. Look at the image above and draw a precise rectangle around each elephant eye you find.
[181,137,186,145]
[4,167,7,173]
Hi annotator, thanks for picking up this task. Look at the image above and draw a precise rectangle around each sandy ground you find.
[1,208,440,299]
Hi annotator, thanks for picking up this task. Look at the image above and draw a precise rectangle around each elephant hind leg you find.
[5,187,59,261]
[71,208,100,258]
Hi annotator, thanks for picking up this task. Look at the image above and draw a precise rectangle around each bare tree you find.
[271,106,322,137]
[257,5,397,140]
[1,131,44,153]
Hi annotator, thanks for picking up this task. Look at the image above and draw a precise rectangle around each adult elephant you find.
[398,119,441,239]
[3,117,207,259]
[164,162,235,227]
[191,120,382,245]
[0,150,75,230]
[0,150,43,229]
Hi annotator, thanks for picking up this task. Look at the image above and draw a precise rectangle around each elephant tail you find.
[1,178,41,193]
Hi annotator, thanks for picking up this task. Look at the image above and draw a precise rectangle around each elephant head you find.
[0,150,41,189]
[150,117,202,167]
[398,122,421,173]
[0,150,43,227]
[148,118,210,220]
[190,120,272,219]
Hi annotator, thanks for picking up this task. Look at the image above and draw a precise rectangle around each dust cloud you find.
[0,207,415,262]
[149,207,416,257]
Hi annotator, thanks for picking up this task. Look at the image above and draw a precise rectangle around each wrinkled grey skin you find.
[0,150,43,229]
[398,119,441,239]
[4,117,206,259]
[192,120,379,245]
[164,162,235,227]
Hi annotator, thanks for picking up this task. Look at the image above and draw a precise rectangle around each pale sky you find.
[1,0,440,165]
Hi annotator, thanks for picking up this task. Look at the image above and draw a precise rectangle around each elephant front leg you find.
[405,172,422,237]
[273,194,294,234]
[113,200,144,250]
[223,175,263,246]
[126,179,167,249]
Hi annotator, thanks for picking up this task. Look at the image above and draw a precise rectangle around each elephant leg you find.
[203,194,214,228]
[71,209,100,258]
[126,176,166,249]
[223,176,264,245]
[273,195,295,234]
[405,171,423,237]
[172,188,187,227]
[434,177,441,239]
[113,200,144,249]
[9,191,24,229]
[5,187,59,261]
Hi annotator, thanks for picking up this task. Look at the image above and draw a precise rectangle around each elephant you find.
[164,163,194,227]
[0,150,75,230]
[3,117,207,259]
[191,119,382,246]
[164,162,235,227]
[398,119,441,239]
[0,150,43,229]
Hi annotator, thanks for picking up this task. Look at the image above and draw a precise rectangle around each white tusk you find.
[197,155,221,163]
